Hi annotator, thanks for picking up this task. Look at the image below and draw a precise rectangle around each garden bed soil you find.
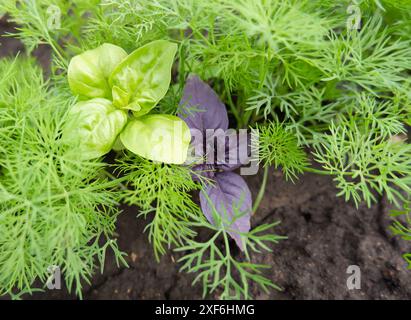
[1,18,410,300]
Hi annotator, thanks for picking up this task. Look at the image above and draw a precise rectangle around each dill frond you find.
[176,209,285,300]
[318,17,411,95]
[313,94,410,208]
[390,202,411,268]
[0,57,126,297]
[116,154,202,260]
[253,121,309,182]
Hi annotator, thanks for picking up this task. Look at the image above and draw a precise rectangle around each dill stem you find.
[224,84,242,126]
[303,167,332,175]
[303,167,350,176]
[48,39,67,68]
[103,170,128,190]
[222,231,232,298]
[252,166,269,214]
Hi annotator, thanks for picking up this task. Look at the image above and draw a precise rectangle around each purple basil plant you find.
[178,75,252,250]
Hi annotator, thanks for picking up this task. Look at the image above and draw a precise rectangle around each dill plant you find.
[0,57,126,297]
[1,0,411,299]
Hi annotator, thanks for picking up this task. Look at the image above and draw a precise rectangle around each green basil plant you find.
[65,40,191,164]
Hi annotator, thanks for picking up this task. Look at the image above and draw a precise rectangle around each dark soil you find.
[1,17,410,300]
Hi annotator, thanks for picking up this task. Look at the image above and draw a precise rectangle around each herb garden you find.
[0,0,410,300]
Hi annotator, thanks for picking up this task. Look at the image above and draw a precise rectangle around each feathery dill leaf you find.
[176,209,285,300]
[0,57,126,297]
[253,121,309,182]
[115,154,202,260]
[390,201,411,268]
[312,94,410,208]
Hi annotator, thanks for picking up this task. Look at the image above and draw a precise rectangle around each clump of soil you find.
[1,18,410,300]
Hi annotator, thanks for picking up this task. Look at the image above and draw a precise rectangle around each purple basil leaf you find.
[199,171,252,250]
[178,75,228,132]
[191,163,216,181]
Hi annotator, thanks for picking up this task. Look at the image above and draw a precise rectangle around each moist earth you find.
[1,18,410,300]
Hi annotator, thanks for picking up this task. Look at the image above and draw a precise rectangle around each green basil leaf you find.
[120,114,191,164]
[68,43,127,99]
[112,85,132,110]
[109,40,178,115]
[64,98,128,159]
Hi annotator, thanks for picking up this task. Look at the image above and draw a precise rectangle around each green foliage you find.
[0,0,101,69]
[253,121,309,181]
[390,202,411,268]
[3,0,411,299]
[109,40,177,114]
[0,58,126,297]
[66,40,191,164]
[0,55,47,111]
[64,98,128,160]
[176,210,285,299]
[313,94,410,208]
[247,78,337,145]
[317,18,411,95]
[68,43,127,100]
[81,0,178,51]
[219,0,332,88]
[115,154,202,260]
[5,1,411,130]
